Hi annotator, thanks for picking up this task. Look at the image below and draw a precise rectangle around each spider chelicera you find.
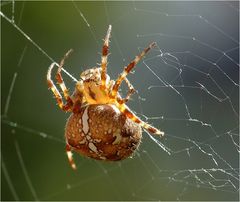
[47,25,164,170]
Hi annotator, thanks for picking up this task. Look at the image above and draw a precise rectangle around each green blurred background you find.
[1,1,239,201]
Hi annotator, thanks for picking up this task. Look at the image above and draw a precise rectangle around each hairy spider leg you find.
[66,144,77,170]
[47,63,73,111]
[110,42,157,99]
[55,49,74,107]
[117,77,136,104]
[101,25,112,90]
[72,81,86,113]
[116,102,164,136]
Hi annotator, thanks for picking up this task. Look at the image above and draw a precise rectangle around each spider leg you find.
[66,144,77,170]
[110,42,156,99]
[47,62,73,111]
[117,78,136,104]
[101,25,112,90]
[55,49,74,106]
[72,81,85,113]
[116,102,164,136]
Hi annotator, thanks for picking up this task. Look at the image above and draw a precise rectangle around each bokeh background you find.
[1,1,239,201]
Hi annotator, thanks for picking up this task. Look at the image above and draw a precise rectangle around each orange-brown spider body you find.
[47,25,164,170]
[66,104,142,161]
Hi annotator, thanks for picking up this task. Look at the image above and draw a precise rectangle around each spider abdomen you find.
[65,104,142,161]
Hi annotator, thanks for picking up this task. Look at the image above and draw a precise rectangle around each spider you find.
[47,25,164,170]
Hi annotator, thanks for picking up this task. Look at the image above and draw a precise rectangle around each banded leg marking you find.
[47,63,72,111]
[117,102,164,136]
[55,49,74,106]
[66,144,77,170]
[101,25,112,90]
[111,42,157,99]
[117,78,136,104]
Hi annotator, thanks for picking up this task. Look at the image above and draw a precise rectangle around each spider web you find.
[1,1,239,201]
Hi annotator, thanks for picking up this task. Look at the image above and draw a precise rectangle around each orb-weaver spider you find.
[47,25,164,169]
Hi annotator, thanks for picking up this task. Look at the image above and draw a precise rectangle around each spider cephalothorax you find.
[47,25,164,170]
[77,67,113,105]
